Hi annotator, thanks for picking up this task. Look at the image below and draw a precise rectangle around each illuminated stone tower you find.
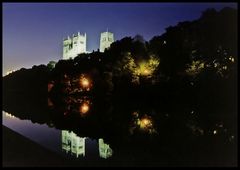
[63,32,87,60]
[61,130,86,158]
[100,30,114,52]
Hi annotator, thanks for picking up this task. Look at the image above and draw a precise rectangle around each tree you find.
[47,61,57,70]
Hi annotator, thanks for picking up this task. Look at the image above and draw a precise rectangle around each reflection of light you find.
[139,118,152,129]
[80,103,89,114]
[213,130,217,135]
[5,112,15,118]
[229,56,234,62]
[130,112,157,134]
[222,66,227,70]
[229,135,235,142]
[143,118,150,125]
[81,78,89,87]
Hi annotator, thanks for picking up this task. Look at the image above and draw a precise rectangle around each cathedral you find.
[63,30,114,60]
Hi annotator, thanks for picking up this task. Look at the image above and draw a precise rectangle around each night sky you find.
[3,3,237,75]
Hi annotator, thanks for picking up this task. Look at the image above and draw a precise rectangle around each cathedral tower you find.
[100,30,114,52]
[63,32,87,60]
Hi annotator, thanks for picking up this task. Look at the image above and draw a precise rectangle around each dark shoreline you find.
[2,125,134,167]
[2,125,115,167]
[2,125,71,167]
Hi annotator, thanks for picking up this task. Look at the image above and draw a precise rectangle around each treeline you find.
[3,7,237,103]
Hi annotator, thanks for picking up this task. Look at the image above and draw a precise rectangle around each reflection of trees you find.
[3,92,237,165]
[129,112,157,135]
[59,96,92,117]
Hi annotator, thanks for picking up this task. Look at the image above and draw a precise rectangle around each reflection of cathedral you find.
[61,130,113,159]
[99,139,113,159]
[5,112,16,118]
[61,130,86,158]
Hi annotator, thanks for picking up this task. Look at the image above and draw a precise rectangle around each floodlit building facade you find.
[99,30,114,52]
[62,30,114,60]
[63,32,87,60]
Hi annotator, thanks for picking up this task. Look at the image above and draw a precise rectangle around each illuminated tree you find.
[122,54,160,84]
[185,60,205,76]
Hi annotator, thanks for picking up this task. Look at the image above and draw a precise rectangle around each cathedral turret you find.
[100,30,114,52]
[63,32,87,60]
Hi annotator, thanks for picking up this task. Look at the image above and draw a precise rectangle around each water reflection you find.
[5,112,16,119]
[99,139,113,159]
[56,96,92,117]
[2,91,237,166]
[130,111,157,135]
[62,130,86,157]
[79,101,90,116]
[61,130,113,159]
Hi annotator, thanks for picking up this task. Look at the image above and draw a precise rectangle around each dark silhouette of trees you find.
[148,7,237,77]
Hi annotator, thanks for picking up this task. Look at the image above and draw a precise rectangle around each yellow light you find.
[143,69,150,75]
[80,103,89,113]
[142,118,150,125]
[213,130,217,135]
[139,118,152,129]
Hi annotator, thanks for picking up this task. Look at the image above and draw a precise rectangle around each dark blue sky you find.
[3,3,237,74]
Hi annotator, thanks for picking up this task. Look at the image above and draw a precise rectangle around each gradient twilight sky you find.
[2,3,237,75]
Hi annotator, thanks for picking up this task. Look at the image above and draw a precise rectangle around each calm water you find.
[2,94,237,166]
[3,111,113,161]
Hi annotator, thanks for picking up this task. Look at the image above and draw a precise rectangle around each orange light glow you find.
[80,103,89,114]
[79,75,92,90]
[81,78,89,87]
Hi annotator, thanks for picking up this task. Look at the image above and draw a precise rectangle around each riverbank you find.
[2,125,125,167]
[2,125,71,167]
